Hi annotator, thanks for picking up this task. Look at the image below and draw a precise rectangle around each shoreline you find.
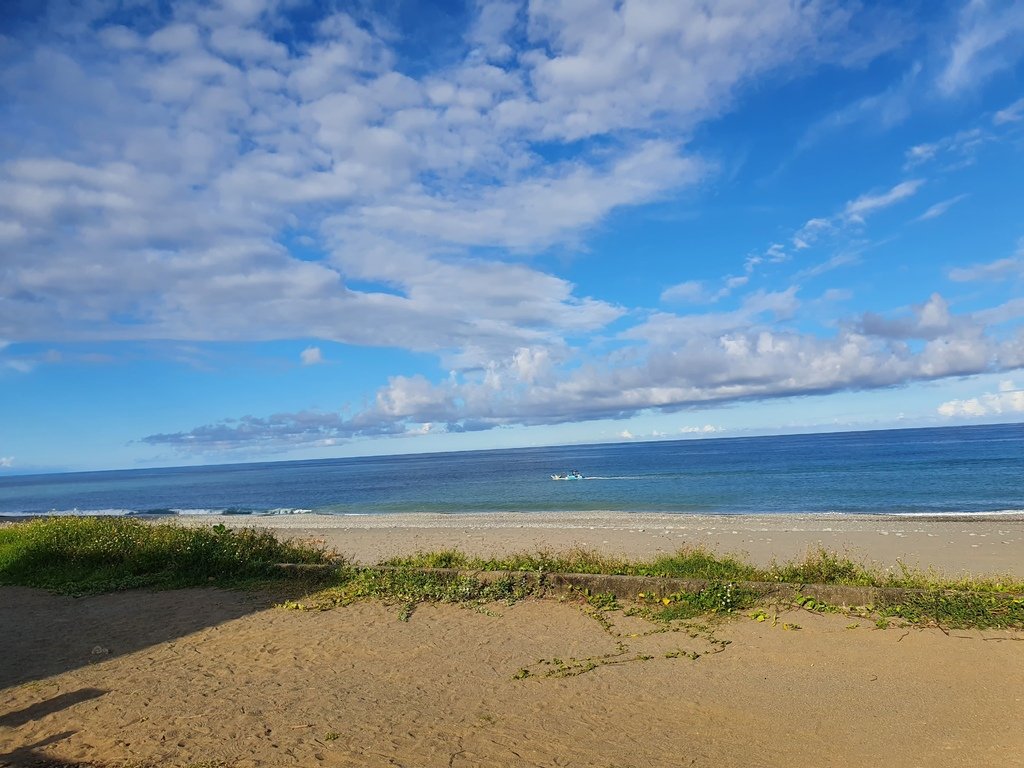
[4,509,1023,523]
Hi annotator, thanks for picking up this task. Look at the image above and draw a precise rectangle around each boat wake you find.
[570,475,645,481]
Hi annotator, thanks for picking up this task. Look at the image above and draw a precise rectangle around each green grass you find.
[0,517,333,594]
[383,545,1024,593]
[382,547,636,575]
[283,566,540,620]
[379,546,1024,629]
[875,590,1024,630]
[3,519,1022,629]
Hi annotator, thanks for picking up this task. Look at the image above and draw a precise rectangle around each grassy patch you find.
[637,582,760,621]
[283,567,540,620]
[382,547,635,575]
[387,545,1024,593]
[379,545,1024,630]
[766,549,877,586]
[0,517,333,594]
[3,520,1022,631]
[876,591,1024,630]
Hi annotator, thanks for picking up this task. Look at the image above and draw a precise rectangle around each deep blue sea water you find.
[1,423,1022,518]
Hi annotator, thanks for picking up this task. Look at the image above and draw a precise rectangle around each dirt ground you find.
[3,585,1023,768]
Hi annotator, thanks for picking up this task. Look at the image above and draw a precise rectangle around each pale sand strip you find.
[177,511,1024,578]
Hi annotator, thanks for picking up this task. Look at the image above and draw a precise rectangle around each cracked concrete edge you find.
[272,564,1024,606]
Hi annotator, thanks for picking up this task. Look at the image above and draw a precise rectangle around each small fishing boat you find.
[551,470,584,480]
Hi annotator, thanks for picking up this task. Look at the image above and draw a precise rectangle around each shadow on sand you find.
[0,585,278,691]
[0,585,288,766]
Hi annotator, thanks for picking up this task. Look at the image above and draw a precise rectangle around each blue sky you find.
[1,0,1023,473]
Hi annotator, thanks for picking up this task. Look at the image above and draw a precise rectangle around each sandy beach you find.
[3,584,1024,768]
[4,513,1024,767]
[177,511,1024,578]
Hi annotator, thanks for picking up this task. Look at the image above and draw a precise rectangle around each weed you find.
[0,517,333,594]
[639,582,759,622]
[290,568,540,618]
[877,591,1024,630]
[375,547,1024,631]
[585,590,619,611]
[6,520,1022,632]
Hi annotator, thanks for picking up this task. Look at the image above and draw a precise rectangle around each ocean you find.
[1,423,1021,518]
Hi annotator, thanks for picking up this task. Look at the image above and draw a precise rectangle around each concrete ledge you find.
[272,563,1024,607]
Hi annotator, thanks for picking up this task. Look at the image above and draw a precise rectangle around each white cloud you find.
[300,346,323,365]
[916,194,968,222]
[0,457,13,468]
[467,0,520,61]
[660,279,733,305]
[618,430,634,440]
[796,62,920,149]
[792,218,832,250]
[859,293,955,338]
[680,425,719,434]
[994,96,1024,125]
[938,0,1024,96]
[903,128,987,171]
[842,179,924,223]
[9,2,1024,458]
[517,0,869,141]
[144,284,1024,452]
[4,1,741,363]
[0,0,915,370]
[948,243,1024,282]
[938,380,1024,418]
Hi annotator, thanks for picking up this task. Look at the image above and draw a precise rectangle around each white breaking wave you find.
[889,509,1024,518]
[42,508,136,516]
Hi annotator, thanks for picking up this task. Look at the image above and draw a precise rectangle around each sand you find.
[4,513,1024,767]
[3,585,1023,767]
[177,511,1024,578]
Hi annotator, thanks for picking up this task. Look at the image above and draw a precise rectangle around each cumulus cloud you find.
[0,457,13,468]
[858,293,963,340]
[7,1,1024,458]
[1,1,665,360]
[0,0,878,361]
[680,425,719,434]
[144,286,1024,451]
[938,380,1024,418]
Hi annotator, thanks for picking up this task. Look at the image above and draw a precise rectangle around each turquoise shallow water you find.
[0,423,1022,517]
